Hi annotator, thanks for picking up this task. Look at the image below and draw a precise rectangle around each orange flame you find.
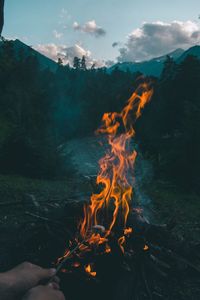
[118,236,126,253]
[105,244,111,253]
[124,227,133,235]
[85,264,97,277]
[80,82,153,250]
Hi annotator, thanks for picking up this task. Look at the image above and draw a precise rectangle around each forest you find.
[0,40,199,193]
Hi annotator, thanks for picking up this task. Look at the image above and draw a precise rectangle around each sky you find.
[2,0,200,66]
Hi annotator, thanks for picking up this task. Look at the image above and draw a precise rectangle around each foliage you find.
[1,40,200,192]
[137,55,200,191]
[0,41,72,178]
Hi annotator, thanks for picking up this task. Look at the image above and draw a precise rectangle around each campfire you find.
[56,82,153,273]
[5,80,199,300]
[48,80,199,300]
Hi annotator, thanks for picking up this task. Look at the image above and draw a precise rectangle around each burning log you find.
[1,198,199,300]
[39,203,196,300]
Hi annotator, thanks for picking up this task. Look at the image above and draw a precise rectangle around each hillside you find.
[0,39,58,72]
[109,46,200,77]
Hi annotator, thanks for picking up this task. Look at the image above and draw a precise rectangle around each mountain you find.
[0,39,58,72]
[1,39,200,77]
[176,45,200,63]
[109,46,200,77]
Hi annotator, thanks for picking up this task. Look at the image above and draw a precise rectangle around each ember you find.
[85,264,97,277]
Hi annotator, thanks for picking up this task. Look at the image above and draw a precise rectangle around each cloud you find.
[73,20,106,37]
[53,30,63,39]
[112,42,119,48]
[105,60,115,67]
[34,43,105,68]
[117,20,200,62]
[59,8,71,20]
[58,8,71,28]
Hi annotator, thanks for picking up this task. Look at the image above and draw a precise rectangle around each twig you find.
[150,254,171,269]
[0,201,22,206]
[168,250,200,273]
[142,264,153,300]
[25,211,65,227]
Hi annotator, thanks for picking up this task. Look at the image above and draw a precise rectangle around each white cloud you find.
[58,8,72,28]
[73,20,106,37]
[117,20,200,62]
[53,30,63,39]
[59,8,71,20]
[34,43,105,68]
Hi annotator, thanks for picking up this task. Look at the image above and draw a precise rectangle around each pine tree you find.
[80,55,87,70]
[91,63,96,70]
[161,55,176,81]
[57,57,63,66]
[73,56,81,69]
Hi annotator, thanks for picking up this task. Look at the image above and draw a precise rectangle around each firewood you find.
[142,264,153,300]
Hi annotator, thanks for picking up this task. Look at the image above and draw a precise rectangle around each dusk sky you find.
[3,0,200,66]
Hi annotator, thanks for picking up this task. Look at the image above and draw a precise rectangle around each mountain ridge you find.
[109,46,200,77]
[1,39,200,77]
[0,39,58,72]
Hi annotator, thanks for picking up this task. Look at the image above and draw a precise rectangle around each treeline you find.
[137,55,200,191]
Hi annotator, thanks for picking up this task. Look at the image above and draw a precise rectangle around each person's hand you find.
[22,285,65,300]
[0,262,58,300]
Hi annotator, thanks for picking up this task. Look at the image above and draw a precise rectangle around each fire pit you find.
[40,202,198,300]
[51,81,199,300]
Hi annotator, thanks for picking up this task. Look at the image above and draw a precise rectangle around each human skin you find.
[0,262,65,300]
[22,285,65,300]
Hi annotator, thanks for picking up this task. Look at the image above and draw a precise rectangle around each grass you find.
[0,174,199,241]
[146,179,200,241]
[0,173,91,229]
[0,174,70,197]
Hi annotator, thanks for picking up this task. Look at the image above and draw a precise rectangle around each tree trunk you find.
[0,0,5,36]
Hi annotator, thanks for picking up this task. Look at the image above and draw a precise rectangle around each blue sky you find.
[3,0,200,65]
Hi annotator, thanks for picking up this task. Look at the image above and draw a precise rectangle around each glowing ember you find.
[85,264,97,277]
[118,236,126,253]
[105,244,111,253]
[124,227,133,236]
[73,262,81,268]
